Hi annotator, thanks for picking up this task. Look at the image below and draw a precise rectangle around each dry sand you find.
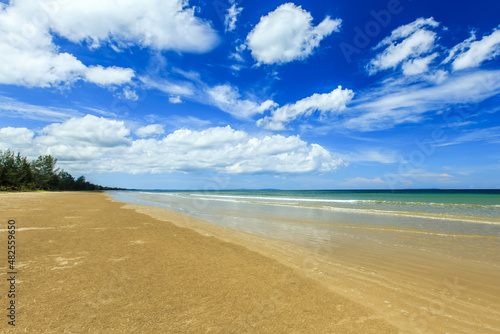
[1,192,499,333]
[0,192,396,333]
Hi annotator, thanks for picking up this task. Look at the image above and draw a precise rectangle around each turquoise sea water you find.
[111,189,500,223]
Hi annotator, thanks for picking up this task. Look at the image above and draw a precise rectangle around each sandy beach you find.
[0,192,396,333]
[1,192,499,333]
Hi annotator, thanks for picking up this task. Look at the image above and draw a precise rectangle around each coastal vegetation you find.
[0,150,122,192]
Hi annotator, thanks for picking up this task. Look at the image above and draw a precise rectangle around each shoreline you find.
[0,191,397,333]
[111,192,500,333]
[1,191,499,333]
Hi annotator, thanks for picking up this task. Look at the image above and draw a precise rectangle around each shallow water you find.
[109,190,500,265]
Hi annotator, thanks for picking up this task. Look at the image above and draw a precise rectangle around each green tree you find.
[58,171,76,191]
[75,175,87,190]
[31,155,59,190]
[0,150,123,192]
[0,150,17,190]
[17,153,34,190]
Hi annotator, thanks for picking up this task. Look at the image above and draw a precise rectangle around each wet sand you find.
[130,197,500,333]
[1,192,499,333]
[0,192,396,333]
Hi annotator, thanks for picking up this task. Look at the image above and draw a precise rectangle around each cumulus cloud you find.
[0,0,218,88]
[0,5,132,87]
[0,127,34,150]
[42,0,219,52]
[135,124,165,138]
[39,115,131,148]
[368,18,439,75]
[257,86,354,130]
[0,4,134,87]
[0,116,343,175]
[247,3,341,65]
[161,126,247,149]
[451,26,500,71]
[0,45,85,88]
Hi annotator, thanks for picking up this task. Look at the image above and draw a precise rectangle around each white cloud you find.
[0,0,218,88]
[346,70,500,131]
[0,7,133,87]
[340,150,400,164]
[442,30,477,64]
[246,3,341,65]
[230,64,243,72]
[0,43,84,87]
[353,19,500,133]
[0,95,82,122]
[163,115,212,130]
[39,115,131,148]
[122,87,139,101]
[398,170,453,179]
[383,169,457,188]
[452,26,500,71]
[169,96,183,104]
[0,115,130,161]
[44,0,219,52]
[85,66,135,86]
[229,52,245,62]
[402,53,438,75]
[141,75,275,120]
[207,84,277,119]
[368,18,439,75]
[135,124,165,138]
[0,117,343,175]
[126,128,342,174]
[224,3,243,32]
[257,86,354,130]
[345,177,385,184]
[162,126,247,148]
[141,76,194,96]
[369,30,437,74]
[0,127,34,151]
[0,4,134,88]
[375,17,439,49]
[368,20,500,77]
[439,126,500,146]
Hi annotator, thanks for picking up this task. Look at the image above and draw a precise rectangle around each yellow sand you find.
[0,192,397,333]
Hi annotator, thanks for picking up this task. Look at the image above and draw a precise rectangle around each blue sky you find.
[0,0,499,189]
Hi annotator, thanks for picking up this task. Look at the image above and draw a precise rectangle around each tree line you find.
[0,150,124,192]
